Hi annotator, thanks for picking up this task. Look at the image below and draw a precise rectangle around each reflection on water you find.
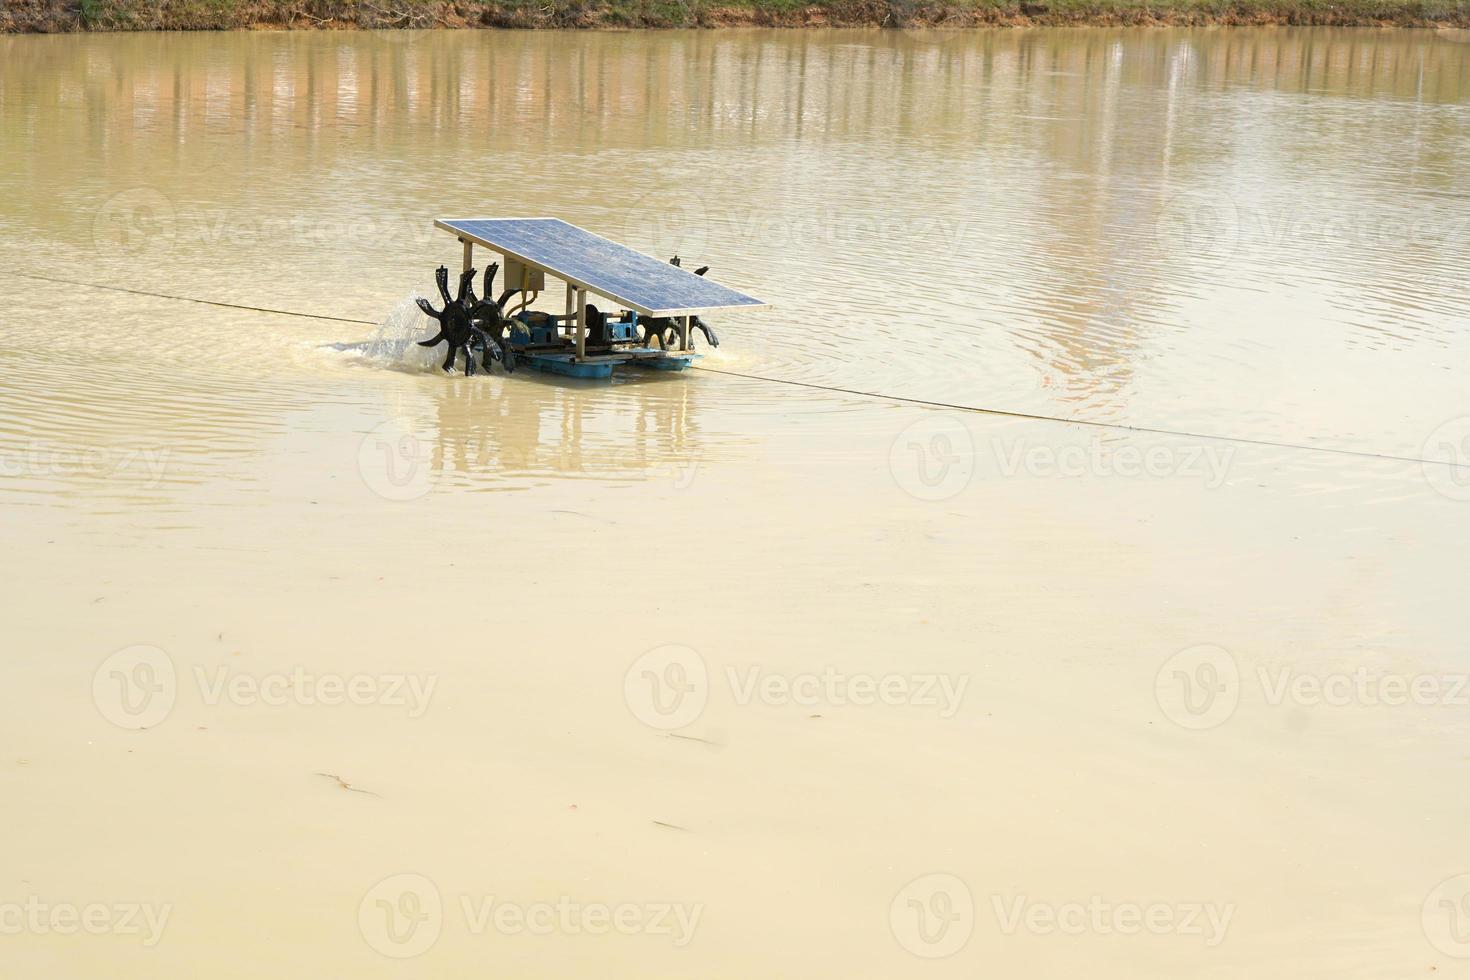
[345,294,716,490]
[0,283,735,529]
[0,27,1467,469]
[3,29,1466,164]
[367,364,712,491]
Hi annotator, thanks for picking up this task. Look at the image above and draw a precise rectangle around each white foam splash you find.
[361,293,443,372]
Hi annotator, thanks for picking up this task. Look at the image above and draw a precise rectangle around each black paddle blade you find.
[469,300,502,330]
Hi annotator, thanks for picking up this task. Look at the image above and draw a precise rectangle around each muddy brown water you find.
[1,27,1468,978]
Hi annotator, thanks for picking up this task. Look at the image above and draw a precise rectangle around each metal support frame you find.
[449,237,715,369]
[575,288,587,361]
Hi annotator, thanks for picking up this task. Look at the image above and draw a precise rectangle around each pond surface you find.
[2,28,1469,451]
[0,27,1467,979]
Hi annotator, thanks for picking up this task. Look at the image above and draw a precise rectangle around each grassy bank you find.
[3,0,1467,31]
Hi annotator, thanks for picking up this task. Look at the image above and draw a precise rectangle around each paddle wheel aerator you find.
[416,217,768,380]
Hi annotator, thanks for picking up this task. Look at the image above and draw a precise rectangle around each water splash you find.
[360,294,442,372]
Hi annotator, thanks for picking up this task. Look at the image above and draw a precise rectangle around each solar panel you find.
[436,217,767,318]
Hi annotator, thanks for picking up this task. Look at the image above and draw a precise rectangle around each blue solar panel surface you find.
[437,218,766,316]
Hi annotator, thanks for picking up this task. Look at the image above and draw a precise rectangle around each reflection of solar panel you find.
[436,217,768,317]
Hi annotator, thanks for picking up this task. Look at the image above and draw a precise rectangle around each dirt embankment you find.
[3,0,1467,31]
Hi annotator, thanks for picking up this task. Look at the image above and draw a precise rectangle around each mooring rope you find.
[1,269,1456,471]
[5,270,375,325]
[692,366,1453,468]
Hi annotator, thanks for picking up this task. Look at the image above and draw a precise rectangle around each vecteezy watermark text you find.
[888,413,1236,502]
[1156,645,1470,730]
[357,873,701,958]
[1155,191,1470,267]
[1258,666,1470,708]
[0,443,169,487]
[725,666,968,718]
[990,435,1233,488]
[193,665,437,716]
[991,894,1233,947]
[94,187,437,258]
[93,645,437,729]
[889,873,1234,958]
[623,645,969,730]
[0,898,172,947]
[621,190,969,261]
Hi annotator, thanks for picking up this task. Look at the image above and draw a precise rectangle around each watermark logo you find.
[890,414,975,502]
[359,417,436,502]
[359,873,443,959]
[890,873,974,958]
[650,459,700,490]
[621,191,711,261]
[93,187,177,258]
[624,645,709,730]
[1154,192,1242,267]
[1155,645,1240,730]
[1421,417,1470,502]
[93,645,177,730]
[1424,874,1470,958]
